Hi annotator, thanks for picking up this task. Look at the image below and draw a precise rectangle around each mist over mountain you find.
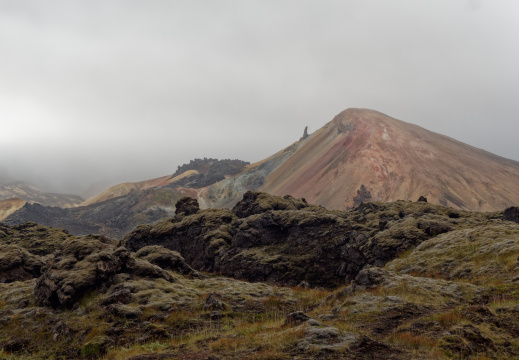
[2,1,519,195]
[6,107,519,240]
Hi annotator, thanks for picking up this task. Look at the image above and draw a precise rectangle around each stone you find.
[108,304,142,319]
[306,319,322,327]
[126,259,174,282]
[297,325,363,352]
[100,288,133,306]
[297,281,310,288]
[353,185,372,207]
[284,311,311,326]
[232,191,300,218]
[299,126,309,141]
[503,206,519,223]
[204,293,225,311]
[210,311,222,321]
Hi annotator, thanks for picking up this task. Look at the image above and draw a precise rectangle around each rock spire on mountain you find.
[300,126,309,141]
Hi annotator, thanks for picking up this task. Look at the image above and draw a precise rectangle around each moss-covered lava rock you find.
[121,192,506,288]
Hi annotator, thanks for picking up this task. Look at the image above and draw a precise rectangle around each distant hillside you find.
[8,108,519,238]
[81,158,250,208]
[4,187,186,238]
[4,158,251,237]
[80,175,177,206]
[0,176,83,208]
[0,197,26,221]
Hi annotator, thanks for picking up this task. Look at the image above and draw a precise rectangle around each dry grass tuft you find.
[387,332,436,350]
[437,312,463,327]
[249,349,289,359]
[164,310,196,328]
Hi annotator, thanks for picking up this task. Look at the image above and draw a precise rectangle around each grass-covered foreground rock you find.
[0,193,518,359]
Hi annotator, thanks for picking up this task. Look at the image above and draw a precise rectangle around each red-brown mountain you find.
[202,108,519,211]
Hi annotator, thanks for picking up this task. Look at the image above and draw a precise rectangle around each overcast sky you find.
[1,0,518,196]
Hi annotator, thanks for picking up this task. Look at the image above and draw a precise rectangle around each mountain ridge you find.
[6,107,519,237]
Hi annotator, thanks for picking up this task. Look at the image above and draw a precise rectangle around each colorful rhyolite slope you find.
[0,197,26,221]
[80,173,193,206]
[201,108,519,211]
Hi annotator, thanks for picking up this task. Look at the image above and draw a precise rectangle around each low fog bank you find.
[0,123,306,196]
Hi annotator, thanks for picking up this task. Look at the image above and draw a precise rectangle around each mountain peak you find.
[203,108,519,211]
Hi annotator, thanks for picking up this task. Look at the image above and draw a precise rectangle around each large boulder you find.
[232,191,313,218]
[174,197,200,216]
[503,206,519,223]
[122,208,236,272]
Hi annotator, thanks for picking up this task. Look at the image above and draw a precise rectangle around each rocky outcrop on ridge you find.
[503,206,519,223]
[167,158,250,189]
[174,196,200,216]
[353,184,373,207]
[232,191,317,218]
[299,126,309,141]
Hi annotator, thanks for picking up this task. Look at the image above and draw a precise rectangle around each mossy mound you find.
[35,237,174,309]
[0,244,44,283]
[387,222,519,285]
[0,222,72,256]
